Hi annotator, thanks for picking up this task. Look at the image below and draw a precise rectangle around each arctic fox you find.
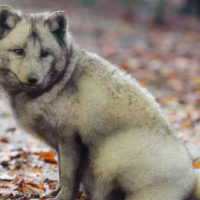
[0,5,199,200]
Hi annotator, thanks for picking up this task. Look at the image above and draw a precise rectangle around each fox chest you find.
[14,99,66,149]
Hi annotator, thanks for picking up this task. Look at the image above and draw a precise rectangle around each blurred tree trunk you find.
[154,0,166,26]
[182,0,200,15]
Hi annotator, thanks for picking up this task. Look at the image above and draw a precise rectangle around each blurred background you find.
[0,0,200,199]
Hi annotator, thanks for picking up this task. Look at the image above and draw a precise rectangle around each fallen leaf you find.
[27,181,45,190]
[39,151,57,164]
[44,178,57,190]
[0,137,9,143]
[193,160,200,168]
[17,179,45,197]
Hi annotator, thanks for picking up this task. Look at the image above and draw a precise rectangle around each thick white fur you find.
[73,51,195,200]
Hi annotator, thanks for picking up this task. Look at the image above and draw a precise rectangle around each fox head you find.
[0,6,71,95]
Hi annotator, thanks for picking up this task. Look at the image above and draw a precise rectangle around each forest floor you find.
[0,0,200,199]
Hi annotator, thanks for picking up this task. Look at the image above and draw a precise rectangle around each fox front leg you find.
[47,153,62,198]
[55,137,80,200]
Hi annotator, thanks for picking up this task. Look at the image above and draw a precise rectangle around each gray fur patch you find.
[105,185,127,200]
[73,133,89,195]
[58,63,83,96]
[32,114,58,149]
[0,9,21,39]
[28,18,42,46]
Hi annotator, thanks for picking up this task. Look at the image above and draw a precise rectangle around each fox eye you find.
[13,49,25,56]
[41,50,49,58]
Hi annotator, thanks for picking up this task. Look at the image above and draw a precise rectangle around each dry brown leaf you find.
[0,137,9,143]
[39,151,57,164]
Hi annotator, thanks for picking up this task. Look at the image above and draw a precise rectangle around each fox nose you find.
[27,76,38,85]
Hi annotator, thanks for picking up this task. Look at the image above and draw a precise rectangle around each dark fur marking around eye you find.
[26,46,73,98]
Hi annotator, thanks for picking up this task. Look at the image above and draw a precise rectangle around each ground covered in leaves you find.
[0,0,200,199]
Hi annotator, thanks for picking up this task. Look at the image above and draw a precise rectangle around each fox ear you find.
[0,6,21,39]
[46,11,67,43]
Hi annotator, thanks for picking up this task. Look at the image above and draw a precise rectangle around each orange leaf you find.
[44,178,57,190]
[27,181,45,190]
[0,137,9,143]
[182,123,191,129]
[193,161,200,168]
[17,179,25,193]
[39,150,57,164]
